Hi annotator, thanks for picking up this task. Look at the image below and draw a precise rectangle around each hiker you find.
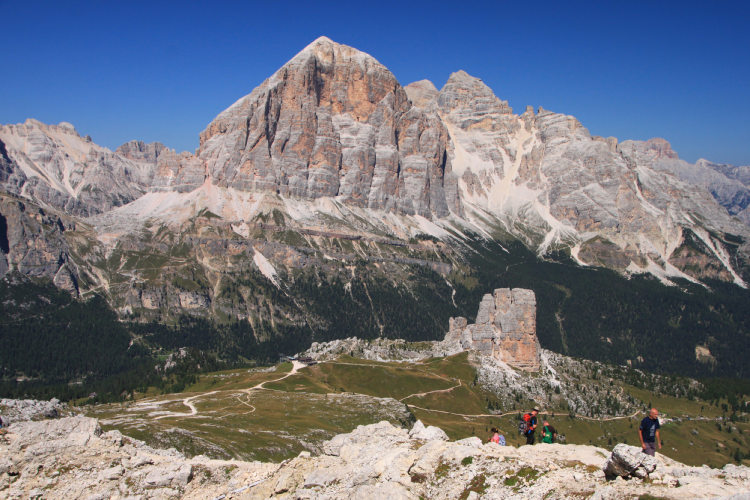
[524,408,539,445]
[489,427,505,446]
[638,408,662,456]
[541,420,557,443]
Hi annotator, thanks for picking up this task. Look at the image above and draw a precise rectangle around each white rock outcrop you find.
[2,416,749,499]
[0,398,68,424]
[603,443,659,479]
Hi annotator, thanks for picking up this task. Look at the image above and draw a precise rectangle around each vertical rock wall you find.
[445,288,540,371]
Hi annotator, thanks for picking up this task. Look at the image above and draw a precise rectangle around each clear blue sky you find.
[3,1,749,165]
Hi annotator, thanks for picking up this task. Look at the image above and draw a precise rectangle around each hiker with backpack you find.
[541,420,557,444]
[519,408,539,445]
[488,427,506,445]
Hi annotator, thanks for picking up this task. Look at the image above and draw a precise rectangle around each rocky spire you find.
[445,288,540,371]
[404,80,439,109]
[438,70,513,121]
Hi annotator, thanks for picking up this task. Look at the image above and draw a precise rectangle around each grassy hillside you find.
[87,352,750,468]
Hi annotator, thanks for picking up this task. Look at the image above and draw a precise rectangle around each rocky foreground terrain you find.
[1,414,749,499]
[0,398,69,424]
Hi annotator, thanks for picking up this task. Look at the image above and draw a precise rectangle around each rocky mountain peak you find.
[115,140,169,163]
[438,70,513,118]
[13,118,78,138]
[644,137,679,159]
[278,36,401,119]
[405,79,439,108]
[1,37,749,300]
[294,36,384,70]
[196,36,453,217]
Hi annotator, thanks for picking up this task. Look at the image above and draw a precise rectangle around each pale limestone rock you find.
[1,38,749,306]
[408,440,448,477]
[455,436,483,448]
[0,197,81,292]
[98,465,124,481]
[198,37,453,218]
[143,463,193,488]
[603,443,658,479]
[1,37,749,298]
[408,420,448,441]
[404,80,439,109]
[115,140,168,163]
[0,120,154,216]
[350,482,417,499]
[3,417,750,499]
[0,397,68,424]
[446,288,540,371]
[437,68,749,279]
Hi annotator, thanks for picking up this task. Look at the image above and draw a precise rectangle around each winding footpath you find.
[234,360,306,414]
[153,391,219,420]
[307,360,643,423]
[399,380,463,402]
[147,359,643,424]
[406,404,643,422]
[152,361,306,420]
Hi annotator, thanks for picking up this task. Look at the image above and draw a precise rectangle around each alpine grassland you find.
[86,352,750,468]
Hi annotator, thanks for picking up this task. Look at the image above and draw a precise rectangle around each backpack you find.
[518,413,532,434]
[498,434,506,446]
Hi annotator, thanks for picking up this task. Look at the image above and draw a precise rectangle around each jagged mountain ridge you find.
[1,36,747,292]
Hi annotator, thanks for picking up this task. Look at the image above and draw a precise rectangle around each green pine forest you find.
[1,231,750,404]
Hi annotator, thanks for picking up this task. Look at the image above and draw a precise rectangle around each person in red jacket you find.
[525,408,539,445]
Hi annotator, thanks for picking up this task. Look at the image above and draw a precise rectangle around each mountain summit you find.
[1,37,748,287]
[197,37,453,217]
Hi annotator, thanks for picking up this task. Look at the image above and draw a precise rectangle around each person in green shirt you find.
[541,420,557,444]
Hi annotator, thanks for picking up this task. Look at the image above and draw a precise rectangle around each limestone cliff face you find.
[0,120,158,216]
[436,71,749,284]
[198,36,455,217]
[0,36,748,298]
[0,195,80,295]
[116,139,205,193]
[446,288,540,371]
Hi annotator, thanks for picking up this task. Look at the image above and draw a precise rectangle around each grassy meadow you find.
[86,353,750,467]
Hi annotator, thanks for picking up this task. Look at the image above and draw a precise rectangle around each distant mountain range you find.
[1,37,749,388]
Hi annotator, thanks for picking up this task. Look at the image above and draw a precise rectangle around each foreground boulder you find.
[603,443,658,479]
[0,398,68,424]
[408,420,449,441]
[1,417,749,499]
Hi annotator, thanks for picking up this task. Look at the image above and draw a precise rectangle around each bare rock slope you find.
[198,36,454,217]
[2,416,749,499]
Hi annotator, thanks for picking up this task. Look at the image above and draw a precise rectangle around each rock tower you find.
[445,288,540,371]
